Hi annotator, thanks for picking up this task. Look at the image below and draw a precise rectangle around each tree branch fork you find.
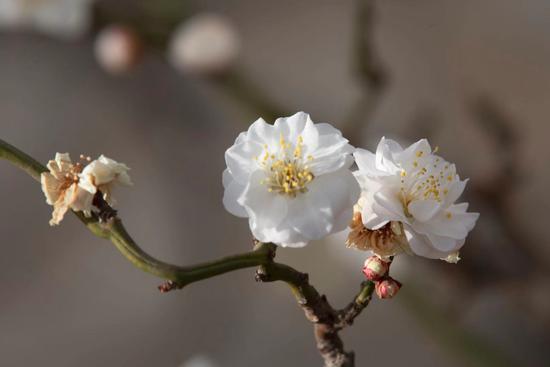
[0,138,375,367]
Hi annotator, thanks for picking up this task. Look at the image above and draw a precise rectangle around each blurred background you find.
[0,0,549,366]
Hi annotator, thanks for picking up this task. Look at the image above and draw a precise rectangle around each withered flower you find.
[41,153,93,226]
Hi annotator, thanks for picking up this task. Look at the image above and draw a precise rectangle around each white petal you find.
[308,152,353,176]
[55,152,72,164]
[247,118,276,146]
[70,186,94,212]
[444,179,467,206]
[288,170,359,240]
[41,172,61,205]
[373,190,405,218]
[280,241,308,248]
[81,160,115,186]
[222,169,248,217]
[354,148,384,176]
[240,171,288,230]
[375,137,402,173]
[426,233,461,252]
[394,138,431,165]
[224,140,263,184]
[408,199,441,222]
[315,123,342,136]
[449,204,479,231]
[404,225,449,259]
[273,111,309,141]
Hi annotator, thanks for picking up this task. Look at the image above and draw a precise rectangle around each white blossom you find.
[169,13,240,76]
[0,0,94,39]
[94,25,142,75]
[78,155,132,205]
[223,112,360,247]
[41,153,93,226]
[353,137,479,261]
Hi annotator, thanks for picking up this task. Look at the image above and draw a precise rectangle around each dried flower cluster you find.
[41,153,131,225]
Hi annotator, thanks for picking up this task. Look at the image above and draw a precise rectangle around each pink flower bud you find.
[362,256,389,281]
[375,278,401,299]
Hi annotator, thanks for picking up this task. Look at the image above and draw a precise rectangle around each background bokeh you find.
[0,0,549,366]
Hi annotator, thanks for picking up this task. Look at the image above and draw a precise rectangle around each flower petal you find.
[224,140,263,184]
[240,171,288,230]
[408,199,441,222]
[375,137,402,174]
[222,169,248,217]
[426,233,461,252]
[273,111,309,141]
[354,148,384,176]
[288,170,359,240]
[247,117,276,146]
[404,225,449,259]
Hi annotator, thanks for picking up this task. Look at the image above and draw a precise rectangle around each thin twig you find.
[256,261,375,367]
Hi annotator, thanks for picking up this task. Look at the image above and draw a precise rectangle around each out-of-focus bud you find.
[362,256,389,281]
[168,13,240,77]
[375,278,402,299]
[95,25,143,75]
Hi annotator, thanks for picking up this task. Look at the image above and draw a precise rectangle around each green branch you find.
[0,137,376,367]
[0,137,274,288]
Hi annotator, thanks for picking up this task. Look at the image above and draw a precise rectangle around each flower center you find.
[398,149,457,216]
[256,134,314,197]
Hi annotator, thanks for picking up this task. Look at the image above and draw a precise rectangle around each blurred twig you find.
[341,0,387,147]
[213,69,289,124]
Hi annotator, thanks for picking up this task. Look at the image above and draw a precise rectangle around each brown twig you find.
[256,257,375,367]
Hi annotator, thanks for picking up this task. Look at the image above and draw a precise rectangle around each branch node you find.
[158,280,179,293]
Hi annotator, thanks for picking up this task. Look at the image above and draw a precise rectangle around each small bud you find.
[362,256,389,281]
[375,278,401,299]
[95,25,143,75]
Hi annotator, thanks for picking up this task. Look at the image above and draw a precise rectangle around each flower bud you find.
[362,256,389,281]
[95,25,143,75]
[375,278,401,299]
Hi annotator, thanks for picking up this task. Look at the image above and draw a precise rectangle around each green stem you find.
[0,139,48,180]
[0,137,273,288]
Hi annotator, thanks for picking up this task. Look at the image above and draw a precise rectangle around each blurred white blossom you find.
[169,13,240,76]
[79,155,132,206]
[0,0,94,39]
[223,112,359,247]
[353,137,479,261]
[95,25,142,75]
[179,355,217,367]
[41,153,93,226]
